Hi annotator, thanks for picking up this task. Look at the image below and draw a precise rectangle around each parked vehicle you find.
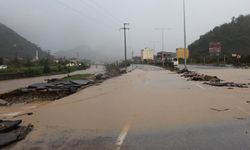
[172,58,179,66]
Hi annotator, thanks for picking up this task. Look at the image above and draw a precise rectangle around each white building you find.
[141,48,154,61]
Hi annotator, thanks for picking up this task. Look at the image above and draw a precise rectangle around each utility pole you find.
[183,0,187,70]
[155,28,171,66]
[120,23,129,71]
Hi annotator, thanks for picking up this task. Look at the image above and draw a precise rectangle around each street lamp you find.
[183,0,187,70]
[155,28,171,51]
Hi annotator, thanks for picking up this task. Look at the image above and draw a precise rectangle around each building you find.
[156,51,176,63]
[132,56,141,64]
[141,48,154,61]
[176,48,189,59]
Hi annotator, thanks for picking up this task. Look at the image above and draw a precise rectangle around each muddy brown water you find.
[1,65,250,149]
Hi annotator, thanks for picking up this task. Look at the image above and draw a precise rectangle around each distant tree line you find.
[0,57,90,79]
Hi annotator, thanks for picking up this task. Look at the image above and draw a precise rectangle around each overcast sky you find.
[0,0,250,58]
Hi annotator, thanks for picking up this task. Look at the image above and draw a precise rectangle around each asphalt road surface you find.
[4,65,250,150]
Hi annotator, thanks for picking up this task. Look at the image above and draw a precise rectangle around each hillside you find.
[189,15,250,58]
[0,23,47,60]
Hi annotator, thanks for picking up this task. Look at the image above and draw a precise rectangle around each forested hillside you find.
[0,23,47,60]
[189,15,250,59]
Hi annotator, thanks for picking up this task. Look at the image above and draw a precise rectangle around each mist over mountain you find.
[54,45,116,63]
[0,23,47,60]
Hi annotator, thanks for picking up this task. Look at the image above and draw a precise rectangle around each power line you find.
[54,0,118,29]
[78,0,121,27]
[155,28,171,51]
[84,0,123,24]
[120,23,129,70]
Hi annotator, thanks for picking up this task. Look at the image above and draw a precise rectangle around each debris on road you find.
[0,79,94,105]
[0,120,22,133]
[0,70,119,105]
[13,112,33,118]
[177,69,190,74]
[0,120,33,148]
[180,71,221,82]
[204,81,249,88]
[0,99,8,106]
[234,117,247,120]
[177,68,249,88]
[210,108,230,112]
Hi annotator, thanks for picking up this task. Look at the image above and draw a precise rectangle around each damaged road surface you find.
[0,120,33,148]
[2,65,250,150]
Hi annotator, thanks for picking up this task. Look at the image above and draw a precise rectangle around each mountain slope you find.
[0,23,47,59]
[189,15,250,57]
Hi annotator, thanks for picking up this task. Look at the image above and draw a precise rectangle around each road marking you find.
[195,83,205,89]
[115,120,132,150]
[237,106,250,116]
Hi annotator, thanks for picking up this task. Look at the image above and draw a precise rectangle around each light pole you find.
[183,0,187,70]
[155,28,171,51]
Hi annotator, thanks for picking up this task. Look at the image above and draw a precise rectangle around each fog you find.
[0,0,250,60]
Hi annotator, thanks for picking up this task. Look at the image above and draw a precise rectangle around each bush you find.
[23,67,43,77]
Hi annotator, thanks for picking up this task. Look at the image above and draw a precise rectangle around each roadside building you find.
[176,48,189,59]
[132,56,141,64]
[156,51,176,63]
[141,48,154,63]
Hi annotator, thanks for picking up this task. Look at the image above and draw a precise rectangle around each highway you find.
[3,65,250,149]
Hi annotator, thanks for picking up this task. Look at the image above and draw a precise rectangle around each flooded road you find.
[3,65,250,149]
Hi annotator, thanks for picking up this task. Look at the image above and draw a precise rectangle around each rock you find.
[0,99,8,106]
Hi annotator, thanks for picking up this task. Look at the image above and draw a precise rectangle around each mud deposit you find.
[0,89,71,104]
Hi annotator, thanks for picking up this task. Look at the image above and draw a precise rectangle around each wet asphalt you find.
[121,120,250,150]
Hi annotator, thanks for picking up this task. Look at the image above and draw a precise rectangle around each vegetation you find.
[105,61,129,76]
[189,14,250,64]
[0,57,91,79]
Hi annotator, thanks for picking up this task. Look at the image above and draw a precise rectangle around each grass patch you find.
[63,74,94,80]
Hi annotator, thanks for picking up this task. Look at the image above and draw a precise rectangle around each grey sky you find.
[0,0,250,58]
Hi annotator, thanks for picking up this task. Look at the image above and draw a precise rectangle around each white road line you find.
[115,121,131,150]
[195,83,205,89]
